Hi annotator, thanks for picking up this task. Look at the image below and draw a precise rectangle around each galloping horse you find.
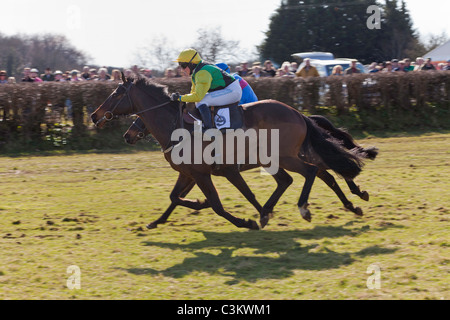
[124,115,377,227]
[123,116,294,229]
[91,74,368,230]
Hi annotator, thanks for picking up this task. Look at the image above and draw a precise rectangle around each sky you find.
[0,0,449,68]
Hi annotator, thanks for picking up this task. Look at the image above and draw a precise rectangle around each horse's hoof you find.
[299,204,312,222]
[361,191,369,201]
[146,223,157,229]
[259,209,273,229]
[248,219,260,230]
[354,207,363,216]
[302,212,312,222]
[260,216,270,229]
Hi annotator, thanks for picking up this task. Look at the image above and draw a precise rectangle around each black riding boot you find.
[197,104,213,131]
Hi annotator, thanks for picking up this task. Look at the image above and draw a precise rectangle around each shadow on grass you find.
[124,225,397,284]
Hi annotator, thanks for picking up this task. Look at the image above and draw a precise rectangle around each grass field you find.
[0,133,448,300]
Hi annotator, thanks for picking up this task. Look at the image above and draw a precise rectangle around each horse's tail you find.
[360,146,379,161]
[309,115,378,160]
[301,115,365,180]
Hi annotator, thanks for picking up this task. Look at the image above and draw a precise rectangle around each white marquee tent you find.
[424,40,450,62]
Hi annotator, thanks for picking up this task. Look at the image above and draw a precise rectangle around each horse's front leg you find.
[222,167,265,226]
[193,172,259,230]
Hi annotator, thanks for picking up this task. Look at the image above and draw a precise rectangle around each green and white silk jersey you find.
[180,62,236,103]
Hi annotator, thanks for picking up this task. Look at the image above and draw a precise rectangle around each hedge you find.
[0,72,449,152]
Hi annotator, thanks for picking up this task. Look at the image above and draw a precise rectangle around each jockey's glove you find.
[170,92,181,102]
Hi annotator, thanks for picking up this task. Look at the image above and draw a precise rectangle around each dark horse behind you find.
[91,74,375,230]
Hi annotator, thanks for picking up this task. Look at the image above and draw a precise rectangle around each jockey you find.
[215,63,258,104]
[171,48,242,131]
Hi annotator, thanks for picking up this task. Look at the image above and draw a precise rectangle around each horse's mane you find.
[131,75,170,99]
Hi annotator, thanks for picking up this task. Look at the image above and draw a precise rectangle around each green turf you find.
[0,134,448,299]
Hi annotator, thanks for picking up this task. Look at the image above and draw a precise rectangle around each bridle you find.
[97,79,183,152]
[95,80,172,126]
[95,81,134,125]
[130,118,148,140]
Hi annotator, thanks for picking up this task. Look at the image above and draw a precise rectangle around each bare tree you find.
[423,31,449,52]
[193,26,245,63]
[133,27,253,73]
[134,35,180,73]
[27,34,89,72]
[0,33,88,77]
[0,33,28,77]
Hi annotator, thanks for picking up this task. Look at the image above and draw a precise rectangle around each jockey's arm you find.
[180,70,212,103]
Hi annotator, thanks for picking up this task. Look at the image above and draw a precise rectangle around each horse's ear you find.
[121,71,126,83]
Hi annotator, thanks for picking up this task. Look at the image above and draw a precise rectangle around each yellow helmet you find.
[175,48,202,64]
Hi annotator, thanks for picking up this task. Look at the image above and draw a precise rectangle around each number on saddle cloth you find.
[183,102,244,132]
[213,102,243,131]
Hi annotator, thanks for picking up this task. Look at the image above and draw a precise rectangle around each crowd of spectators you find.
[0,64,189,84]
[1,56,449,85]
[234,57,450,79]
[366,57,450,73]
[5,66,133,83]
[0,65,158,84]
[234,60,298,78]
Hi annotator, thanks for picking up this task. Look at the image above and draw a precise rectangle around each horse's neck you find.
[137,99,178,149]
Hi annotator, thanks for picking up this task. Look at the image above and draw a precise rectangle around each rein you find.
[131,100,172,116]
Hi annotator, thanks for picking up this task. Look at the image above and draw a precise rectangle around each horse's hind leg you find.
[346,179,369,201]
[193,173,259,230]
[317,170,363,216]
[260,168,293,227]
[146,173,204,229]
[169,173,211,210]
[279,156,318,222]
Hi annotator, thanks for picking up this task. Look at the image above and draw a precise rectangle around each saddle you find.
[182,102,244,132]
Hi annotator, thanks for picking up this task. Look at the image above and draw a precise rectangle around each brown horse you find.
[124,115,377,226]
[91,75,367,230]
[124,116,294,229]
